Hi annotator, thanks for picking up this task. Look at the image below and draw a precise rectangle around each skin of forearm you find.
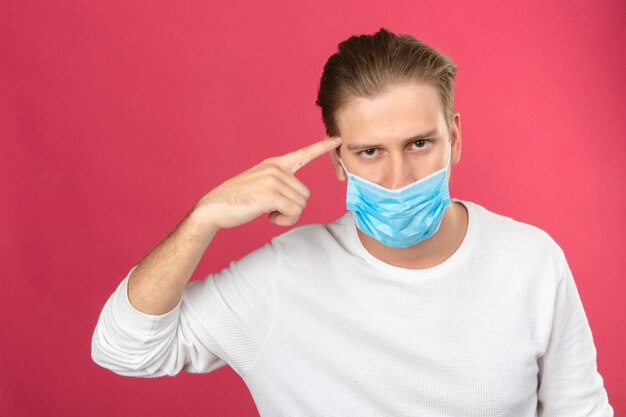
[127,206,218,315]
[124,138,340,315]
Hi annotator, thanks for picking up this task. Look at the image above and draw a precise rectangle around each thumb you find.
[268,211,281,224]
[267,210,300,226]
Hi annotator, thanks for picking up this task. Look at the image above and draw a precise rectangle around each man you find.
[92,28,613,416]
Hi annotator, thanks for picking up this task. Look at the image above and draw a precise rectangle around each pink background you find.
[1,0,624,415]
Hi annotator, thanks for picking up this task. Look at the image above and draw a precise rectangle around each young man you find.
[92,29,613,416]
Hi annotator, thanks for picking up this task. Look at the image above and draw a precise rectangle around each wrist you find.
[187,204,221,238]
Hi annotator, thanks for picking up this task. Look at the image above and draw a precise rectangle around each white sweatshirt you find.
[91,199,613,416]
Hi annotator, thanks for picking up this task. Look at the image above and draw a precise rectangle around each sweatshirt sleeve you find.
[91,241,279,378]
[537,254,614,416]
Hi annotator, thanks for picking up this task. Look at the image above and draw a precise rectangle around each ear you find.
[329,147,346,182]
[450,112,462,166]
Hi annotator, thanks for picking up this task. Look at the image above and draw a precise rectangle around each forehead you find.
[335,82,445,141]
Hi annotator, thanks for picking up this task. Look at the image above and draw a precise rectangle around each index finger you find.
[281,136,342,173]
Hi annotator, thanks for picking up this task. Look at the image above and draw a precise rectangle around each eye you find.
[410,139,432,150]
[358,148,379,159]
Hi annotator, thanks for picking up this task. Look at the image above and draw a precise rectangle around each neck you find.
[357,200,468,269]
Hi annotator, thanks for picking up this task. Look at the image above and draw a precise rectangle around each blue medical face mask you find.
[339,150,452,248]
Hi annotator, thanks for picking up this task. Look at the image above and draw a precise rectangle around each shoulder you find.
[269,213,351,255]
[464,200,567,267]
[467,200,561,247]
[219,213,350,277]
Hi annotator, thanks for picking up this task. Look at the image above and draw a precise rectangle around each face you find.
[330,81,461,189]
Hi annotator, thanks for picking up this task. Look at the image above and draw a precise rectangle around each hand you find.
[194,136,342,230]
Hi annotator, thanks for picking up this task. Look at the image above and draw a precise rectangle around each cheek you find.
[347,160,381,179]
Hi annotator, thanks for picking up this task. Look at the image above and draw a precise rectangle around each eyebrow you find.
[345,128,439,151]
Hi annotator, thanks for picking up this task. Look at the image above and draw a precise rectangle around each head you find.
[316,28,461,189]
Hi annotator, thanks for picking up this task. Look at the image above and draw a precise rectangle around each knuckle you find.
[292,202,304,215]
[264,163,283,176]
[293,199,305,210]
[284,202,300,216]
[266,188,282,201]
[262,174,280,188]
[263,188,277,199]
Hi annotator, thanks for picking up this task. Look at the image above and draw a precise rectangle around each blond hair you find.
[316,28,457,136]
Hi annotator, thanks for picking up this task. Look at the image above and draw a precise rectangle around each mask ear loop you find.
[445,148,452,171]
[338,157,350,176]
